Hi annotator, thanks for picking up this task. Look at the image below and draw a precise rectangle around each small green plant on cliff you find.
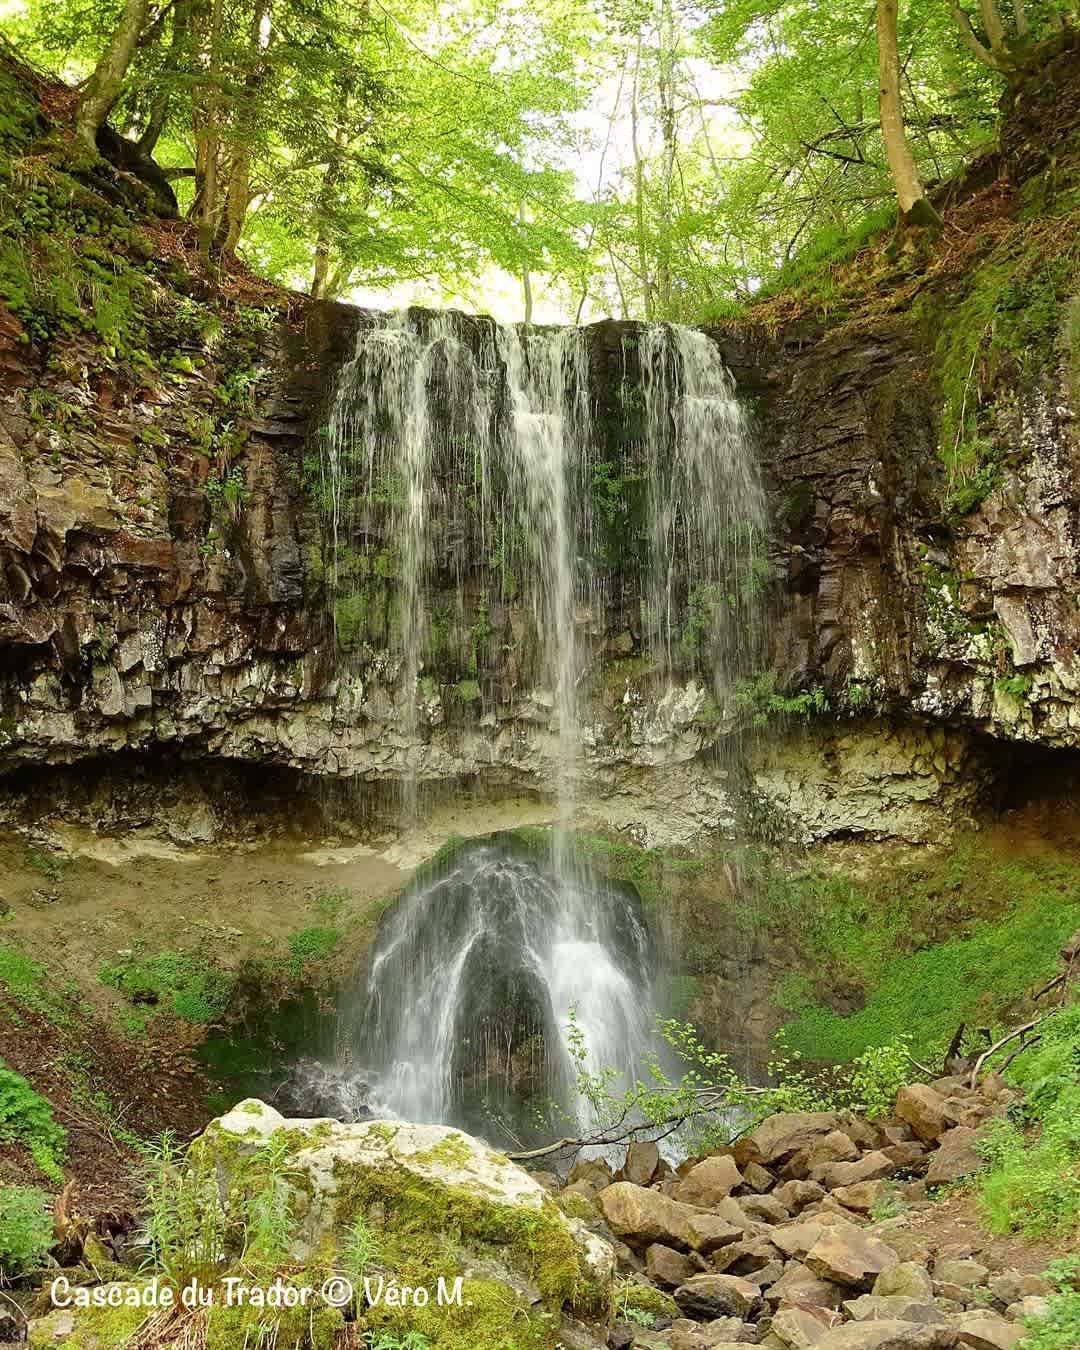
[287,926,340,977]
[977,999,1080,1239]
[733,672,829,727]
[0,1183,53,1275]
[99,950,232,1026]
[0,1065,67,1182]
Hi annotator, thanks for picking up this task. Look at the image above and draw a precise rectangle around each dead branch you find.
[968,1012,1056,1089]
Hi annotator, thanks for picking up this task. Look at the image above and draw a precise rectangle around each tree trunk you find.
[137,0,190,155]
[630,36,654,320]
[655,0,678,317]
[877,0,942,227]
[74,0,152,153]
[218,0,271,254]
[193,0,226,265]
[519,200,533,325]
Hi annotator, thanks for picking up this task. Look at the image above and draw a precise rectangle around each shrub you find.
[977,1002,1080,1238]
[0,1184,53,1275]
[0,1066,67,1182]
[1022,1290,1080,1350]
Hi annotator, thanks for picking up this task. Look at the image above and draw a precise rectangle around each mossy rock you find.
[28,1286,152,1348]
[192,1100,615,1346]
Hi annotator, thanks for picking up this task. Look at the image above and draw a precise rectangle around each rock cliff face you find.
[0,46,1077,846]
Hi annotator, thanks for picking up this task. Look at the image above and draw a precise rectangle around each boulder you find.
[873,1264,934,1301]
[925,1129,983,1186]
[684,1212,747,1255]
[805,1228,900,1289]
[569,1156,615,1189]
[813,1152,898,1189]
[767,1262,846,1310]
[739,1193,791,1224]
[647,1242,700,1288]
[831,1180,890,1213]
[666,1317,758,1348]
[193,1100,614,1332]
[675,1155,745,1207]
[674,1274,762,1320]
[775,1180,827,1212]
[895,1085,951,1143]
[816,1324,960,1349]
[711,1236,783,1276]
[843,1296,946,1324]
[987,1271,1051,1305]
[623,1140,662,1186]
[1004,1296,1049,1322]
[599,1181,708,1251]
[950,1312,1026,1349]
[772,1221,829,1259]
[746,1113,843,1166]
[743,1161,777,1192]
[933,1259,989,1289]
[771,1306,843,1347]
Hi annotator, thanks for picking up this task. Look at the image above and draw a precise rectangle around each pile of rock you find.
[557,1074,1048,1350]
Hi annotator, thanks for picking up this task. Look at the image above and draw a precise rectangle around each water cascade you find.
[310,313,768,1138]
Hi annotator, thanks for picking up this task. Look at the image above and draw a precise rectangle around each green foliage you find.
[848,1038,914,1121]
[733,672,829,728]
[99,950,233,1026]
[287,926,341,977]
[770,841,1080,1062]
[0,1065,67,1182]
[1022,1291,1080,1350]
[0,1183,53,1276]
[977,1001,1080,1239]
[0,942,70,1023]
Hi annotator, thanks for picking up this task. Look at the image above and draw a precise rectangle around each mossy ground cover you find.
[762,837,1080,1063]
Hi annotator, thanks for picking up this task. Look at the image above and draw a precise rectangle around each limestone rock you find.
[925,1129,983,1185]
[874,1264,934,1301]
[843,1296,946,1324]
[815,1324,960,1349]
[600,1181,709,1252]
[746,1113,842,1166]
[674,1274,762,1320]
[674,1155,744,1207]
[933,1259,989,1289]
[647,1242,700,1288]
[950,1312,1026,1349]
[813,1151,898,1190]
[623,1140,663,1186]
[804,1228,900,1289]
[771,1306,843,1348]
[895,1085,951,1143]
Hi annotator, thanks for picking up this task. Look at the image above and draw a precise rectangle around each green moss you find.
[27,1293,150,1349]
[205,1292,344,1350]
[332,1154,606,1322]
[98,950,233,1026]
[0,942,71,1024]
[772,840,1080,1062]
[287,926,341,977]
[554,1191,598,1222]
[360,1276,555,1349]
[616,1280,680,1324]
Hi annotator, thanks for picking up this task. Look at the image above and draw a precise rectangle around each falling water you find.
[497,326,590,849]
[322,310,499,813]
[309,311,767,1139]
[350,839,654,1144]
[640,323,768,697]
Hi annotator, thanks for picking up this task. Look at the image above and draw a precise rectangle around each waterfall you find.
[640,323,768,697]
[496,325,590,848]
[352,839,654,1143]
[310,311,767,1140]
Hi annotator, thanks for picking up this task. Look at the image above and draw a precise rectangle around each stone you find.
[831,1180,889,1213]
[895,1084,952,1143]
[674,1274,762,1320]
[987,1271,1051,1305]
[743,1161,776,1192]
[684,1212,747,1256]
[775,1180,827,1212]
[1004,1296,1049,1322]
[711,1236,782,1275]
[813,1152,898,1189]
[647,1242,700,1288]
[771,1221,829,1259]
[623,1140,662,1186]
[766,1262,845,1310]
[842,1296,945,1324]
[882,1142,926,1170]
[925,1129,983,1185]
[570,1156,615,1189]
[874,1264,934,1301]
[804,1228,900,1289]
[950,1312,1026,1349]
[739,1193,791,1224]
[814,1324,960,1349]
[675,1155,745,1207]
[599,1182,709,1251]
[809,1131,860,1164]
[195,1100,613,1326]
[748,1260,786,1288]
[933,1259,989,1289]
[746,1113,843,1166]
[666,1318,758,1348]
[771,1306,842,1348]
